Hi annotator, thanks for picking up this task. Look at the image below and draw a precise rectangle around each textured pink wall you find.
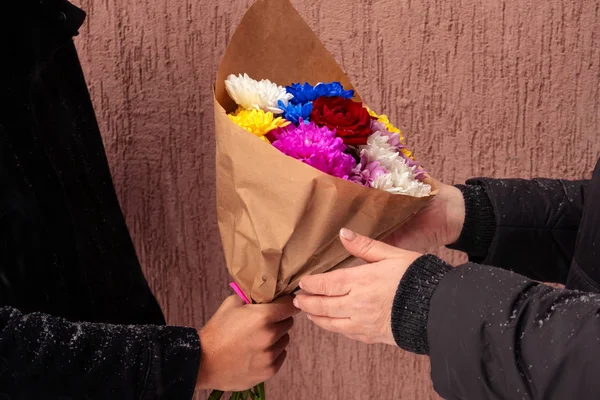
[73,0,600,398]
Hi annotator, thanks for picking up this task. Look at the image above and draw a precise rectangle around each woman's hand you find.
[295,229,421,346]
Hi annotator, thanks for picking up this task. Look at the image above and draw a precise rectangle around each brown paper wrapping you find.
[215,0,438,303]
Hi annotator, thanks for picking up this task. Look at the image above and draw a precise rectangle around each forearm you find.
[0,306,200,399]
[393,256,600,399]
[449,178,588,283]
[430,263,600,399]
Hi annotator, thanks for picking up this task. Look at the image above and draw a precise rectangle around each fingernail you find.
[298,281,304,290]
[340,228,357,241]
[306,314,312,321]
[293,298,300,309]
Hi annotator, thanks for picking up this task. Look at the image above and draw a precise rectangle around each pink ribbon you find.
[229,282,251,304]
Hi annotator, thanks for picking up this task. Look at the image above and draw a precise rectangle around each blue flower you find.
[286,82,354,105]
[318,82,355,99]
[278,100,313,125]
[286,83,323,104]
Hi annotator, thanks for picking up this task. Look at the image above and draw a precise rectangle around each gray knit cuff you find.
[391,254,453,355]
[447,184,496,259]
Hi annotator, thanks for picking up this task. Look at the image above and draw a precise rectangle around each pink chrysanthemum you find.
[370,121,427,180]
[271,120,356,179]
[349,155,388,187]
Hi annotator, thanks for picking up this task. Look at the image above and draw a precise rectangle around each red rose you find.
[309,97,373,145]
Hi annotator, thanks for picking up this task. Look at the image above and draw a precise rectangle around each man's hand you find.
[294,229,421,346]
[196,295,299,391]
[385,183,465,253]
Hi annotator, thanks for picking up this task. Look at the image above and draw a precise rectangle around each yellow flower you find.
[366,106,414,159]
[401,148,413,159]
[228,108,290,141]
[365,107,404,139]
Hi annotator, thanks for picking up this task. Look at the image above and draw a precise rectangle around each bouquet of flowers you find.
[224,75,431,197]
[210,0,437,398]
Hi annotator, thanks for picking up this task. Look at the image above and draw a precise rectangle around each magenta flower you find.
[271,120,356,179]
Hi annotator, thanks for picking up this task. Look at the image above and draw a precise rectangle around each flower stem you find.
[255,382,265,400]
[208,382,265,400]
[208,390,224,400]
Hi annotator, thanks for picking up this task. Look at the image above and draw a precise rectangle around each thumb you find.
[221,294,246,309]
[262,295,300,322]
[340,228,404,263]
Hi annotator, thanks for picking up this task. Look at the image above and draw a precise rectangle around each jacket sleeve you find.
[0,306,200,399]
[392,255,600,400]
[450,178,589,284]
[428,262,600,400]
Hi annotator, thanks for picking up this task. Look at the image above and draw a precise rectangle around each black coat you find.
[0,1,199,398]
[429,159,600,399]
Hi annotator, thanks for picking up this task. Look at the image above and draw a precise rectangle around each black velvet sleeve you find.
[0,306,200,399]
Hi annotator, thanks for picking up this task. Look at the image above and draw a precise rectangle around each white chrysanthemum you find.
[359,128,431,197]
[360,131,401,170]
[225,73,293,114]
[371,161,432,197]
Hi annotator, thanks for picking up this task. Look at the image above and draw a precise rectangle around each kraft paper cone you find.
[215,0,438,303]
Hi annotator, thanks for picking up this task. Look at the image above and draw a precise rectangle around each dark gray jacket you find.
[393,160,600,399]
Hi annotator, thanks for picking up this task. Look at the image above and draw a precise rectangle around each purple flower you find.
[371,121,427,180]
[349,155,388,187]
[371,121,404,149]
[271,121,356,179]
[401,155,427,180]
[384,131,403,149]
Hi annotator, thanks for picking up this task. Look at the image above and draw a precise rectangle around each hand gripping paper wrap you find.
[214,0,438,303]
